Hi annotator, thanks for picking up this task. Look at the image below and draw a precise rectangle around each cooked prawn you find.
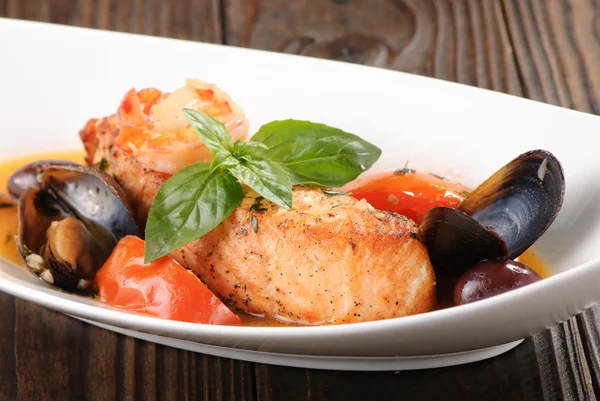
[114,79,249,174]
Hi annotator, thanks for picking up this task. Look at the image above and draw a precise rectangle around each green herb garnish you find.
[249,196,268,213]
[250,120,381,187]
[144,110,381,262]
[4,234,12,245]
[95,158,109,171]
[321,188,346,196]
[394,167,415,175]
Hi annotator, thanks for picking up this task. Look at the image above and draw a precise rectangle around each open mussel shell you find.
[419,150,565,276]
[7,159,78,203]
[458,149,565,259]
[38,165,138,244]
[15,163,139,292]
[418,207,507,276]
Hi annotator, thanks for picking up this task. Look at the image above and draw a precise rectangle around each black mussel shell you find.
[419,207,507,276]
[7,159,78,202]
[16,163,138,292]
[38,165,137,248]
[458,149,564,259]
[420,150,564,277]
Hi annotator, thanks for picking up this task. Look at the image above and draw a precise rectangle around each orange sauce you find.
[518,247,551,278]
[0,151,552,325]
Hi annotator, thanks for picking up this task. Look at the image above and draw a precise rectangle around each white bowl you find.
[1,18,600,371]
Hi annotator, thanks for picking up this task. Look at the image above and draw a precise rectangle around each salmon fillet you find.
[80,116,436,324]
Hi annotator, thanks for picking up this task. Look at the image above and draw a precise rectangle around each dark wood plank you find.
[224,0,523,95]
[81,324,118,400]
[7,300,257,400]
[501,0,600,114]
[254,338,553,401]
[579,305,600,395]
[0,292,17,400]
[15,299,85,400]
[1,0,224,42]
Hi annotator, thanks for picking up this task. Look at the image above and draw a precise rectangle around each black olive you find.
[454,259,541,305]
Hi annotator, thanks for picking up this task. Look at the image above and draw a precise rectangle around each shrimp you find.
[114,79,249,174]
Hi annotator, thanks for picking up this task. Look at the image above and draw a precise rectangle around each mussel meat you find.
[419,149,565,278]
[11,162,139,292]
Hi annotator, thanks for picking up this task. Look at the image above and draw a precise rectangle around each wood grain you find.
[0,292,16,400]
[2,293,257,401]
[225,0,524,94]
[0,0,600,399]
[502,0,600,114]
[1,0,224,42]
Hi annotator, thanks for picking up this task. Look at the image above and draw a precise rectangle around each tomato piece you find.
[95,236,241,325]
[341,169,469,224]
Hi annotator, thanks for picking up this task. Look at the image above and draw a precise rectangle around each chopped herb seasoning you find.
[320,188,346,196]
[4,234,12,245]
[251,215,259,233]
[394,167,416,175]
[249,196,268,212]
[0,203,14,209]
[409,232,420,241]
[96,158,109,171]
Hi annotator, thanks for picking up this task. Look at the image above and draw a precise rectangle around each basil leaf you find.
[210,149,238,172]
[144,163,243,262]
[228,157,292,209]
[183,109,233,155]
[250,120,381,186]
[233,140,269,160]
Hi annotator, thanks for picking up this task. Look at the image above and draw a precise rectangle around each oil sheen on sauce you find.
[0,152,552,327]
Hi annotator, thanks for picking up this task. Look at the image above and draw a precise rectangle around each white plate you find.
[2,18,600,370]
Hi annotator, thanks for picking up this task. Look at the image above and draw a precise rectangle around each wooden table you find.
[1,1,599,399]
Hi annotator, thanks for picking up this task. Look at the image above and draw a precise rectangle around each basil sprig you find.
[251,120,382,186]
[144,109,381,262]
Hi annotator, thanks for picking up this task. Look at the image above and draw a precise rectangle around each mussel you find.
[11,162,139,292]
[7,160,78,203]
[419,150,565,278]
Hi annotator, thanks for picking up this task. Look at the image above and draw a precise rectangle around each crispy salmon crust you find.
[81,116,436,324]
